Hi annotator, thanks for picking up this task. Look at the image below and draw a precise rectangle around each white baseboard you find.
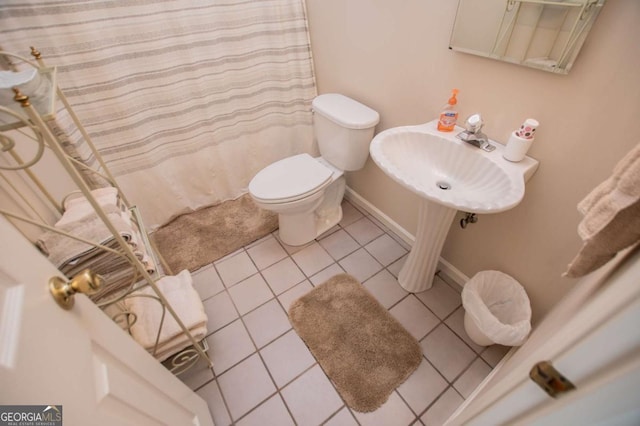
[437,257,470,291]
[344,186,469,290]
[344,187,415,246]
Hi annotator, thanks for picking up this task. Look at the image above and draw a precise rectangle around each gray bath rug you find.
[151,193,278,273]
[288,273,423,412]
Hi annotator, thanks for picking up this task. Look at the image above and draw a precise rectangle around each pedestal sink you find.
[369,120,538,292]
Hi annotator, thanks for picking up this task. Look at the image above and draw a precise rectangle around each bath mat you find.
[288,273,422,412]
[151,194,278,273]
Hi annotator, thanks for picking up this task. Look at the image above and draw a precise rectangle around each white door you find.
[446,246,640,425]
[0,216,214,426]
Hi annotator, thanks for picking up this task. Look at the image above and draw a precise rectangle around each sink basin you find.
[369,120,538,292]
[370,122,537,213]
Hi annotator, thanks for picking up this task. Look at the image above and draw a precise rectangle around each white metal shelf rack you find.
[0,47,211,375]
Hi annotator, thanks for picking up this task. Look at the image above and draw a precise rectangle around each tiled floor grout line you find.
[321,405,354,426]
[212,379,234,424]
[273,231,364,423]
[406,279,496,361]
[267,223,402,425]
[415,314,488,388]
[188,200,506,425]
[216,232,362,425]
[230,389,281,424]
[221,248,297,424]
[421,350,451,385]
[319,406,349,425]
[393,388,423,422]
[219,318,281,421]
[411,381,449,422]
[276,393,298,426]
[476,353,494,370]
[301,225,454,422]
[231,390,285,425]
[206,277,464,420]
[385,291,413,311]
[417,384,464,422]
[444,357,475,390]
[443,319,485,356]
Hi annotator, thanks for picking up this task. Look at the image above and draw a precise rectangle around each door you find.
[446,245,640,425]
[0,216,214,425]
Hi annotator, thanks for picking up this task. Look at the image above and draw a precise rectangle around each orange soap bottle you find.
[437,89,459,132]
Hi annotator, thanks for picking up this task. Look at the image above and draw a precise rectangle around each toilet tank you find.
[312,94,380,171]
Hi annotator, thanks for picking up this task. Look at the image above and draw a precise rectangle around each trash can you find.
[461,270,532,347]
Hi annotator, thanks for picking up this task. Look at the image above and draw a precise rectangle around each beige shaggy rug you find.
[289,273,422,412]
[151,194,278,273]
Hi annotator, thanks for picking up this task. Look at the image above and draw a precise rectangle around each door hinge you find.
[530,361,576,398]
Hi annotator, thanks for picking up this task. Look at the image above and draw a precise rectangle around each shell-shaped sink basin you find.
[370,120,538,214]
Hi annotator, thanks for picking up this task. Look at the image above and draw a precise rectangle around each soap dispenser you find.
[437,89,459,132]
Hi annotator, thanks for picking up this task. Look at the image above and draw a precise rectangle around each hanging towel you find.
[124,270,208,357]
[564,143,640,277]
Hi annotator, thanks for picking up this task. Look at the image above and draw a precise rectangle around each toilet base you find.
[278,176,346,246]
[278,210,320,246]
[278,205,344,246]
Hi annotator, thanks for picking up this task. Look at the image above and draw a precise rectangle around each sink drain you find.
[436,181,451,190]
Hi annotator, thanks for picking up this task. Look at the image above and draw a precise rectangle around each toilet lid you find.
[249,153,333,203]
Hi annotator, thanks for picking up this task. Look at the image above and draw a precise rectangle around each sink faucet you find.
[457,114,496,152]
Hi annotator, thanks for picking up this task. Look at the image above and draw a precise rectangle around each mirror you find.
[449,0,606,74]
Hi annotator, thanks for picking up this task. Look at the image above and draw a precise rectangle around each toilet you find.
[249,94,379,246]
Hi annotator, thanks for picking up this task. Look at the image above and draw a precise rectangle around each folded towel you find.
[37,203,157,303]
[57,187,121,227]
[124,270,208,354]
[37,204,137,267]
[153,324,208,362]
[63,187,119,210]
[565,143,640,277]
[56,189,150,261]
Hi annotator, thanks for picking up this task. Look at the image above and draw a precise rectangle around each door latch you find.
[530,361,576,398]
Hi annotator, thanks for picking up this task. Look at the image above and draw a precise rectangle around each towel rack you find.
[0,47,211,375]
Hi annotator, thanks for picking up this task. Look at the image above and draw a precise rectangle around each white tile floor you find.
[182,200,509,426]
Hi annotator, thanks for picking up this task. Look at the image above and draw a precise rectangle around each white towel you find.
[57,187,121,227]
[56,189,153,261]
[152,324,208,361]
[63,187,119,209]
[124,270,208,352]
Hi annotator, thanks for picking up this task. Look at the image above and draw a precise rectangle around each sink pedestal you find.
[398,199,456,292]
[369,121,539,292]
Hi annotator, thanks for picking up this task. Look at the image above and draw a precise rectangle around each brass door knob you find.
[49,269,104,310]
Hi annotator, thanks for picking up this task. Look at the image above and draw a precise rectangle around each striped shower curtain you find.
[0,0,317,228]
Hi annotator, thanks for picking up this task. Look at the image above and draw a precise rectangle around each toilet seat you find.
[249,153,334,204]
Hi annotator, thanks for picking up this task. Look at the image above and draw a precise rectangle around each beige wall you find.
[305,0,640,321]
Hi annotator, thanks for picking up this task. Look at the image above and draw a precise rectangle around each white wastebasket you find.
[461,270,532,347]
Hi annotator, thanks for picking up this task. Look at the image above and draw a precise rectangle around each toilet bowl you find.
[248,94,379,246]
[249,153,345,246]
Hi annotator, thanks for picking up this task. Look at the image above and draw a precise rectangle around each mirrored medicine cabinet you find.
[449,0,606,74]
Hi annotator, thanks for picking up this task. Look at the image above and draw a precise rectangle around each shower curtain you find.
[0,0,317,228]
